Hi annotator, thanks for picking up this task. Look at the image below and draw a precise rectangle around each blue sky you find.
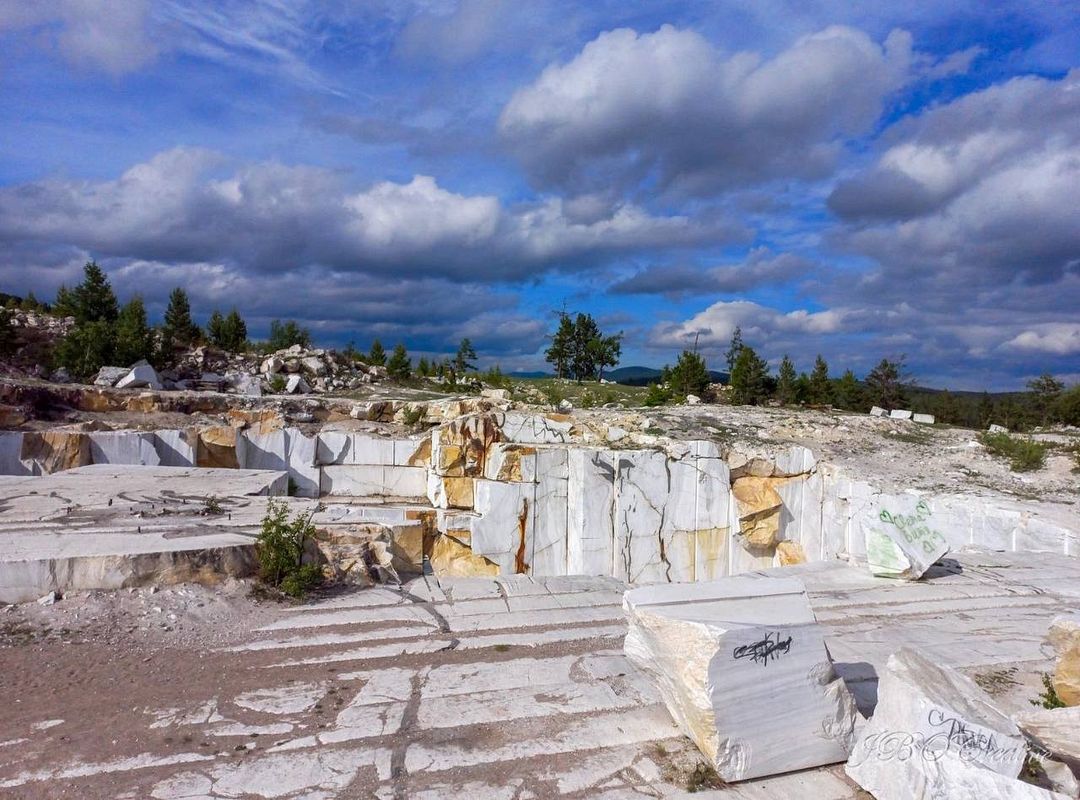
[1,1,1077,390]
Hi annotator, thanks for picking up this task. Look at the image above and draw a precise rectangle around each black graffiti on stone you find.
[732,631,793,666]
[848,708,1026,768]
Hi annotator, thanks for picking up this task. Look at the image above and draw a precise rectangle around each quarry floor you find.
[1,550,1076,799]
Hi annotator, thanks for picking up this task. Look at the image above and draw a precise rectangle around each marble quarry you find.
[0,410,1076,593]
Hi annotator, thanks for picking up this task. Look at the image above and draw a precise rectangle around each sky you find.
[0,1,1077,390]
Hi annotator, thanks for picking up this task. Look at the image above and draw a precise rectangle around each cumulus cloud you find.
[499,24,916,195]
[1003,324,1080,356]
[650,299,848,353]
[828,69,1080,293]
[0,147,741,283]
[610,249,816,298]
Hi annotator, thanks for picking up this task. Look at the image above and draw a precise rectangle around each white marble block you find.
[152,430,196,467]
[88,431,161,466]
[0,432,32,476]
[530,448,569,575]
[471,479,534,574]
[613,450,671,584]
[865,494,949,579]
[566,449,616,576]
[624,576,856,782]
[286,430,320,498]
[846,648,1032,800]
[499,412,572,444]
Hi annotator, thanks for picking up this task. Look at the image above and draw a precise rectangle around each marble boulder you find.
[865,495,949,580]
[623,576,856,782]
[846,648,1031,800]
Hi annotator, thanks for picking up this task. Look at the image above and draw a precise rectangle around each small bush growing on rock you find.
[256,499,322,599]
[979,431,1048,472]
[1031,673,1065,709]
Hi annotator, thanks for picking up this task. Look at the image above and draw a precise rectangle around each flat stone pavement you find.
[1,549,1077,799]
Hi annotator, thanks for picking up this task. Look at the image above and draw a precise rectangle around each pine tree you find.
[72,261,119,324]
[776,355,797,405]
[417,357,431,377]
[545,313,574,379]
[1027,373,1064,426]
[20,291,42,312]
[808,355,832,405]
[724,325,744,373]
[222,309,247,351]
[588,333,622,382]
[268,320,311,350]
[113,296,154,366]
[55,320,116,379]
[367,339,386,366]
[570,314,601,382]
[833,369,861,411]
[729,346,769,405]
[162,287,199,347]
[387,343,411,379]
[53,284,76,318]
[0,307,15,356]
[454,338,477,373]
[207,310,226,347]
[865,357,908,410]
[669,350,710,397]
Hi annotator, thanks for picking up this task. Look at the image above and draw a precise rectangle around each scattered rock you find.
[37,590,59,606]
[557,399,574,413]
[988,423,1008,433]
[846,648,1029,800]
[686,394,701,405]
[93,366,130,387]
[870,406,888,417]
[116,361,163,391]
[285,374,310,395]
[889,409,913,420]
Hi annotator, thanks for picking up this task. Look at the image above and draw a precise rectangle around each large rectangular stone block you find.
[624,576,857,782]
[531,448,568,576]
[613,450,670,584]
[153,430,196,467]
[566,449,616,576]
[320,465,426,499]
[471,479,533,574]
[88,431,161,466]
[0,432,32,476]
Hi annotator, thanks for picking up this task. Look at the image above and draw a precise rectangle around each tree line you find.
[544,311,622,382]
[643,326,1080,428]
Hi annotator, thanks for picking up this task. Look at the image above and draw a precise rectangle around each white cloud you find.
[1003,324,1080,355]
[499,24,916,195]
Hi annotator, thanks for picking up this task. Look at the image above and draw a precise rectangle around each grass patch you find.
[974,667,1020,697]
[979,431,1048,472]
[1031,673,1066,710]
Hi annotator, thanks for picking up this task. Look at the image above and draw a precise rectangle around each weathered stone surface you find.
[775,541,807,566]
[482,443,537,482]
[260,356,284,374]
[1048,615,1080,706]
[864,495,949,579]
[913,413,935,425]
[115,361,162,390]
[846,648,1029,800]
[988,423,1008,433]
[432,415,503,477]
[732,476,786,547]
[775,445,816,476]
[889,409,913,420]
[1016,706,1080,774]
[471,479,533,573]
[20,431,91,473]
[870,406,888,417]
[429,534,499,577]
[566,449,616,576]
[531,448,569,576]
[624,576,856,781]
[499,412,572,444]
[0,432,32,476]
[426,473,475,510]
[196,427,239,469]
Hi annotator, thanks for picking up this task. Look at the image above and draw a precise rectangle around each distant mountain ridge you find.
[508,365,729,385]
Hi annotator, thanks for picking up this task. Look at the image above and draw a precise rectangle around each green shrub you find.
[644,382,672,407]
[256,499,322,598]
[1031,673,1065,710]
[269,374,286,393]
[979,432,1048,472]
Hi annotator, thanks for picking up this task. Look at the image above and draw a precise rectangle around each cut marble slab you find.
[846,648,1030,800]
[623,575,856,782]
[865,494,949,579]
